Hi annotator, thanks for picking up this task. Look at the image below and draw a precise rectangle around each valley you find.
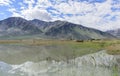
[0,17,120,76]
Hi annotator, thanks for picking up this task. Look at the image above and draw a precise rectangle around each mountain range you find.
[0,17,115,40]
[106,29,120,38]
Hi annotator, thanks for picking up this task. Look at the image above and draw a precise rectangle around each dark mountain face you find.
[0,17,115,40]
[30,19,67,32]
[106,29,120,38]
[45,22,115,40]
[0,17,42,36]
[30,19,51,32]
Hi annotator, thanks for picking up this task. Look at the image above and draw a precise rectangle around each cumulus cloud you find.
[8,0,120,31]
[21,9,52,21]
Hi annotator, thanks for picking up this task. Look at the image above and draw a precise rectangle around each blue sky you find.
[0,0,120,31]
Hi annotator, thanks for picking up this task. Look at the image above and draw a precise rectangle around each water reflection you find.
[0,45,119,76]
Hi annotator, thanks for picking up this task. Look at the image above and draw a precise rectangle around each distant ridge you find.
[106,28,120,38]
[0,17,115,40]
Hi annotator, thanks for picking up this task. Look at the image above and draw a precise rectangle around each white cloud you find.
[0,0,13,6]
[8,8,22,17]
[54,2,95,14]
[21,8,52,21]
[23,0,35,9]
